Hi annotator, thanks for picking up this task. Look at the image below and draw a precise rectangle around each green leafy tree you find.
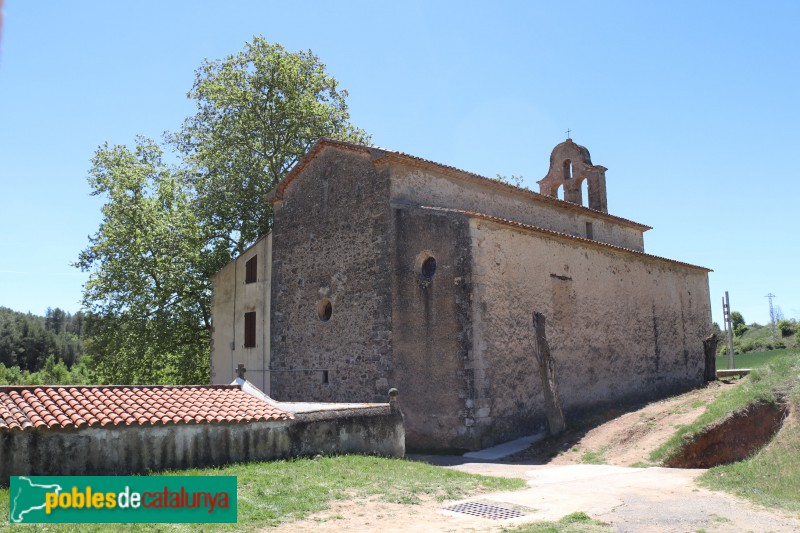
[0,356,92,386]
[77,139,210,384]
[78,38,369,384]
[170,37,370,254]
[730,311,745,329]
[45,307,66,333]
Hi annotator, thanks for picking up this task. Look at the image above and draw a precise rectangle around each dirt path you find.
[507,381,733,467]
[270,383,800,532]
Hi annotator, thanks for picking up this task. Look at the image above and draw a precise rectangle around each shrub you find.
[740,340,757,353]
[0,356,93,385]
[778,320,795,337]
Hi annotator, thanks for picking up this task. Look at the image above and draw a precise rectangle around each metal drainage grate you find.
[444,501,526,520]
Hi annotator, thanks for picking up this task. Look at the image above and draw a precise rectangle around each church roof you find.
[416,205,712,273]
[266,138,652,232]
[0,384,292,431]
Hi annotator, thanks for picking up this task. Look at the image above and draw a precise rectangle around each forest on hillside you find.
[0,306,90,384]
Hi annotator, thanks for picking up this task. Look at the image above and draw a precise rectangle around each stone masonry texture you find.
[218,139,713,451]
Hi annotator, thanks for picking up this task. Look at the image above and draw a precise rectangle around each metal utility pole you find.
[765,293,777,341]
[722,291,735,369]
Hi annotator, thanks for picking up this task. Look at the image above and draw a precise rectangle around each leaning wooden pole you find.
[703,333,718,382]
[532,312,566,435]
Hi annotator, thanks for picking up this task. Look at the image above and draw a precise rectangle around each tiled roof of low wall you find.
[0,384,292,431]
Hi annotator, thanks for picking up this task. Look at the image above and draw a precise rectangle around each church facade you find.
[210,137,712,450]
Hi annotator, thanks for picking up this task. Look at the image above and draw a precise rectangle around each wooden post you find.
[703,334,718,381]
[725,291,735,369]
[532,312,566,435]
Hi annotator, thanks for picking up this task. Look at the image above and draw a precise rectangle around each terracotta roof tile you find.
[0,385,292,431]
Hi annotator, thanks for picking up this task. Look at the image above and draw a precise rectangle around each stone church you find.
[210,137,712,451]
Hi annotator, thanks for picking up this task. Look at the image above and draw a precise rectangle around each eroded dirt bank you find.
[666,400,787,468]
[507,381,732,467]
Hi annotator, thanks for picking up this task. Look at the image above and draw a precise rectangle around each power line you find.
[765,293,777,341]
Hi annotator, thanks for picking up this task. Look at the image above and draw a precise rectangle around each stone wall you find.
[210,140,712,452]
[269,147,393,403]
[291,405,405,458]
[468,218,712,445]
[389,206,476,450]
[0,405,404,484]
[385,162,645,252]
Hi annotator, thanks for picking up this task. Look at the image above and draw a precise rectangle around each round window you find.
[317,298,332,321]
[421,256,437,277]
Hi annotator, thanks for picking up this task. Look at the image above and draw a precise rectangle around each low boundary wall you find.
[1,400,404,484]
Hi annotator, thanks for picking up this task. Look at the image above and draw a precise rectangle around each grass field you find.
[0,455,525,531]
[714,348,791,370]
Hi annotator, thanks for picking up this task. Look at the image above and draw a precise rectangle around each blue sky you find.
[0,1,798,326]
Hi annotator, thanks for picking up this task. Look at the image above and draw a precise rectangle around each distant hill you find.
[0,306,85,372]
[715,318,799,355]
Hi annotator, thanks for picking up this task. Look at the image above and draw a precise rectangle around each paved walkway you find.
[462,432,545,461]
[277,457,800,532]
[430,459,800,532]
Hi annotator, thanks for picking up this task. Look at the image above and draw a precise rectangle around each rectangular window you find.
[244,312,256,348]
[585,222,594,240]
[245,255,257,284]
